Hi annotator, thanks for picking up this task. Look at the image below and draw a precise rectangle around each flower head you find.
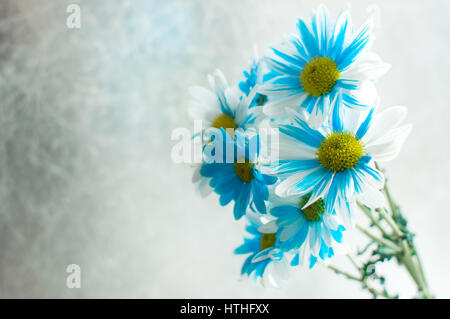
[189,69,262,133]
[263,94,411,226]
[235,214,289,287]
[190,70,265,198]
[200,129,277,220]
[259,5,390,128]
[260,193,345,268]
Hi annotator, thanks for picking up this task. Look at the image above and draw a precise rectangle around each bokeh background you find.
[0,0,449,298]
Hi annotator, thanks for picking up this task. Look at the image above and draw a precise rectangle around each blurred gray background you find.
[0,0,449,298]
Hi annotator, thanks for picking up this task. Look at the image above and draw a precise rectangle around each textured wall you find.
[0,0,449,298]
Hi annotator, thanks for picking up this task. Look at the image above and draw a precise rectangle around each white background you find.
[0,0,449,298]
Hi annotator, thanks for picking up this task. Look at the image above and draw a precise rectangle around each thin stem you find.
[356,224,401,253]
[346,254,361,272]
[328,263,397,299]
[358,203,389,237]
[327,265,360,282]
[399,239,433,298]
[377,208,404,237]
[380,166,433,298]
[398,240,422,288]
[415,249,428,287]
[361,279,397,299]
[384,182,400,220]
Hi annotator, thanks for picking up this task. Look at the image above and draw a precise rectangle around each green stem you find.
[356,224,401,253]
[377,208,404,237]
[328,263,397,299]
[382,182,433,298]
[328,163,433,298]
[327,265,360,282]
[369,164,433,298]
[357,203,389,237]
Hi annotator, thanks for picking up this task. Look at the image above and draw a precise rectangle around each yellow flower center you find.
[317,131,364,172]
[211,114,237,130]
[300,57,340,97]
[260,233,277,250]
[234,160,254,182]
[300,194,324,221]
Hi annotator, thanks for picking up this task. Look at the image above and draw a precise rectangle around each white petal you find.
[342,81,378,110]
[331,10,353,48]
[277,135,317,160]
[264,264,280,288]
[233,106,248,128]
[341,106,364,134]
[268,193,301,207]
[334,196,355,228]
[210,69,228,92]
[285,106,309,123]
[362,106,408,144]
[356,163,385,190]
[341,52,390,82]
[365,124,412,162]
[252,248,272,263]
[189,86,217,105]
[307,97,328,129]
[357,184,385,209]
[246,210,264,227]
[320,223,333,247]
[309,223,321,256]
[298,240,311,266]
[258,220,278,234]
[322,213,340,231]
[275,168,319,197]
[263,94,304,118]
[280,220,306,242]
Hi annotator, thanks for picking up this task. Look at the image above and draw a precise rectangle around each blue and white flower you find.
[200,130,277,220]
[190,70,264,197]
[263,96,412,226]
[259,5,390,128]
[235,213,289,287]
[260,194,345,268]
[189,69,263,133]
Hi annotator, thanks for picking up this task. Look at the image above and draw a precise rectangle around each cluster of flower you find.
[189,6,411,287]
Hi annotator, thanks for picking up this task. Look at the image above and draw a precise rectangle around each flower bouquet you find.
[187,5,432,298]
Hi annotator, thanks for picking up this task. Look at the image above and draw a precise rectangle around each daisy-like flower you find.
[190,70,264,198]
[259,5,390,128]
[235,213,289,287]
[260,193,345,268]
[200,129,277,219]
[189,69,262,134]
[263,95,412,226]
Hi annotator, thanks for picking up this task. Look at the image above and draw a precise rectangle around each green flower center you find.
[300,57,340,97]
[211,114,237,130]
[300,194,324,221]
[317,131,364,172]
[234,160,254,182]
[260,233,277,250]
